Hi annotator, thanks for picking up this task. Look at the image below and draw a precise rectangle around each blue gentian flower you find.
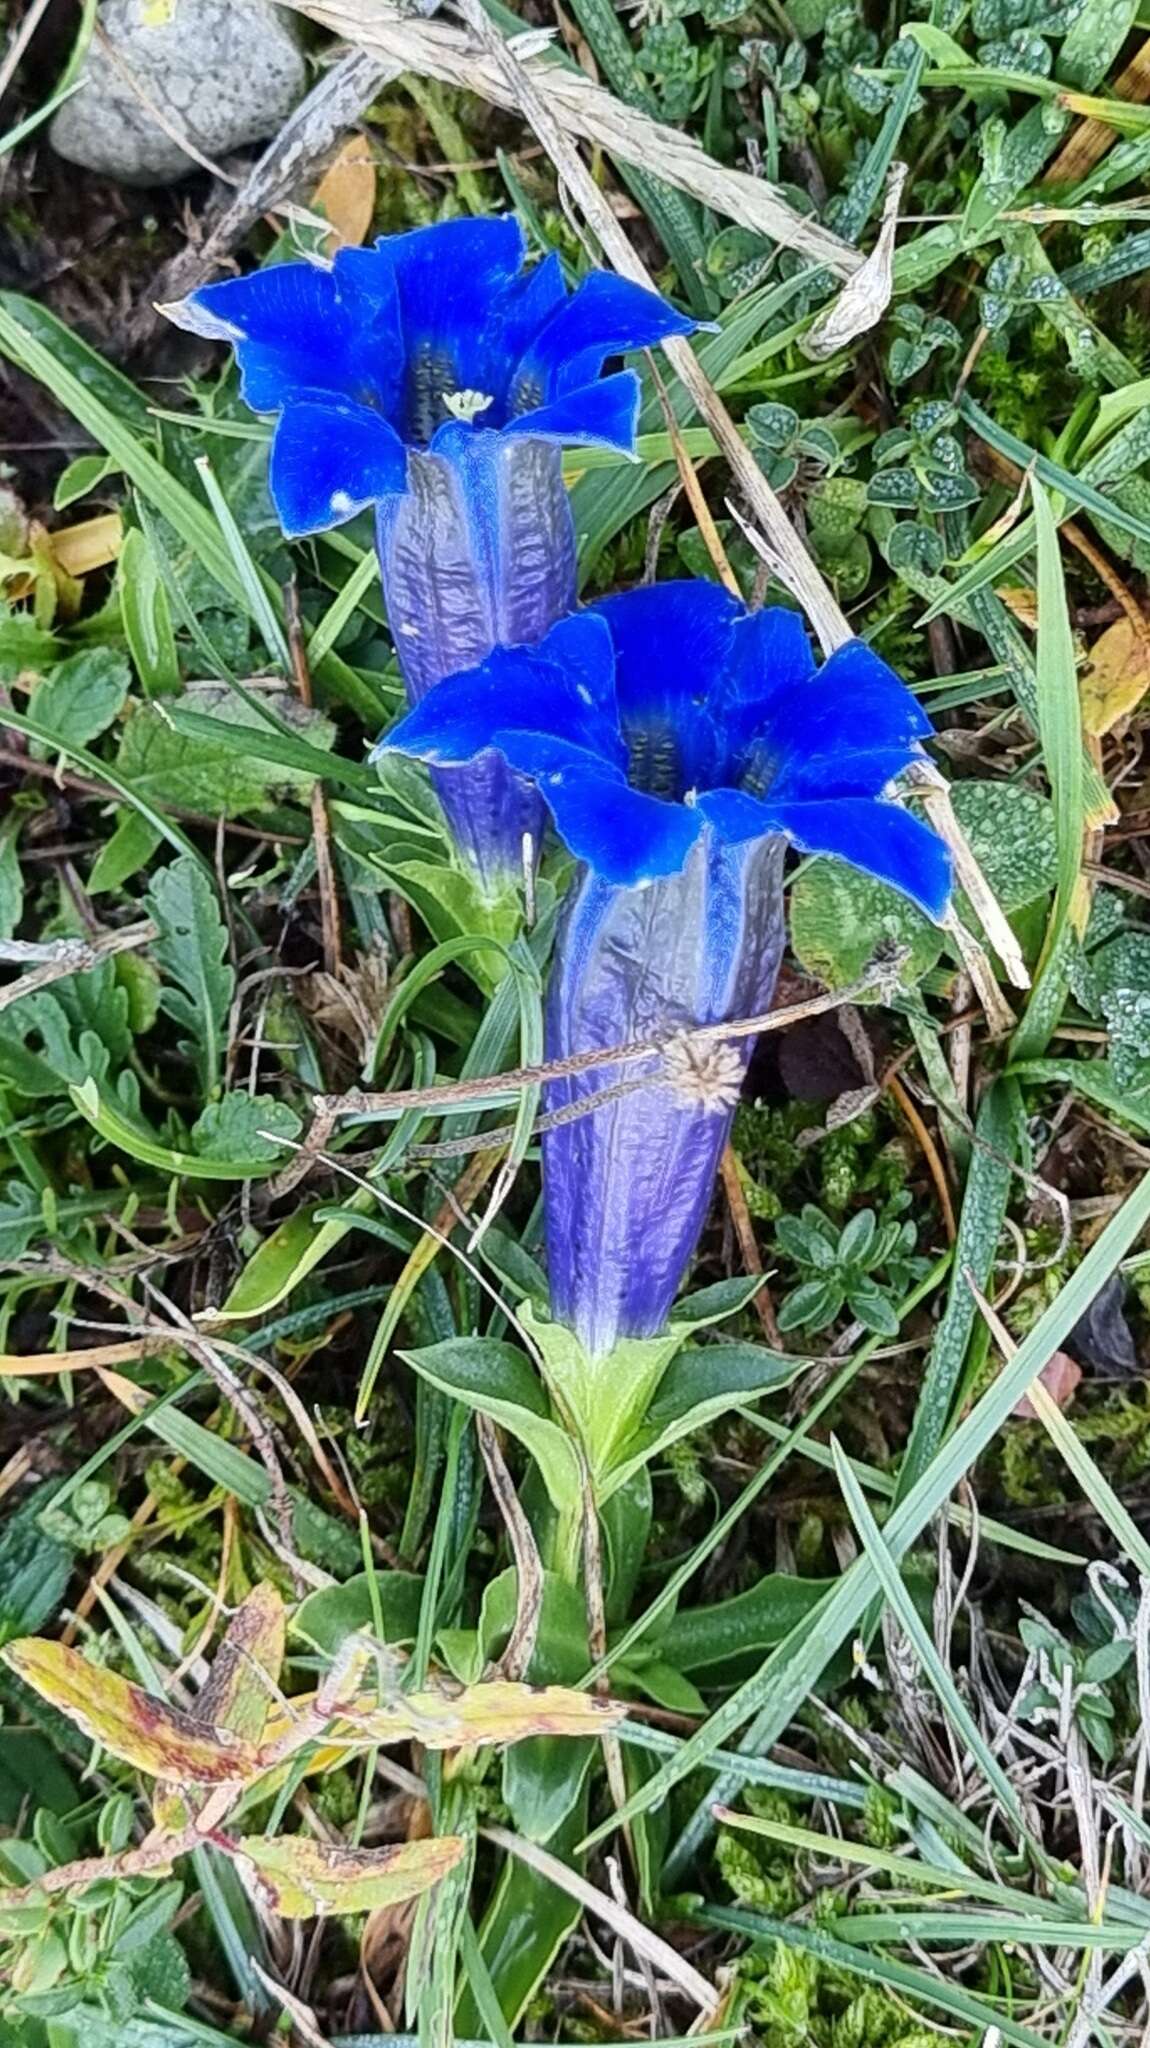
[164,215,697,891]
[378,581,951,1357]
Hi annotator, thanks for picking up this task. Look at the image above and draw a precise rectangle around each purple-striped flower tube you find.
[163,216,696,893]
[378,580,953,1357]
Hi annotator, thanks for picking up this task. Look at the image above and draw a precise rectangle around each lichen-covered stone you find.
[49,0,306,187]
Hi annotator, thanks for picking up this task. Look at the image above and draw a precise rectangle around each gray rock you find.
[50,0,307,187]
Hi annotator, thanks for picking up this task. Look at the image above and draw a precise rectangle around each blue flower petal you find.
[178,258,401,417]
[342,217,529,431]
[497,250,568,367]
[375,619,624,770]
[700,787,952,918]
[591,580,742,712]
[268,401,408,537]
[712,606,816,757]
[768,745,923,804]
[532,759,704,885]
[488,372,642,454]
[815,638,934,741]
[515,271,698,401]
[590,580,741,789]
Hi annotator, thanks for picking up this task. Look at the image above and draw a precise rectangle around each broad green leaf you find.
[790,857,941,990]
[117,687,335,818]
[190,1094,302,1166]
[611,1342,804,1492]
[88,809,163,896]
[1057,0,1140,87]
[232,1831,465,1918]
[294,1572,424,1656]
[54,452,120,511]
[217,1199,368,1320]
[520,1306,691,1487]
[29,648,130,750]
[951,779,1057,915]
[669,1572,836,1678]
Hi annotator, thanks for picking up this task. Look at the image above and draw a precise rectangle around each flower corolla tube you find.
[379,579,952,1357]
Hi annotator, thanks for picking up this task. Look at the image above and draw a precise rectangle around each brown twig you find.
[719,1144,781,1346]
[476,1414,544,1680]
[267,959,901,1197]
[885,1070,957,1245]
[0,921,157,1013]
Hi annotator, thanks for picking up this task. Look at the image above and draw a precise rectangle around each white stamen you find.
[330,490,356,517]
[442,388,495,424]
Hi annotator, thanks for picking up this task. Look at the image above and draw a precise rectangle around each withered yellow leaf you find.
[196,1583,285,1742]
[50,513,123,579]
[1080,615,1150,737]
[312,136,377,251]
[346,1678,625,1752]
[232,1831,465,1918]
[4,1639,260,1784]
[153,1583,285,1830]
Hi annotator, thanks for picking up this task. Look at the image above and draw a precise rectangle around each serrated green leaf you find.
[144,856,233,1096]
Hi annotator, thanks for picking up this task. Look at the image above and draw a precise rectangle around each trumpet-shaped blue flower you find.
[165,216,696,890]
[379,581,951,1357]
